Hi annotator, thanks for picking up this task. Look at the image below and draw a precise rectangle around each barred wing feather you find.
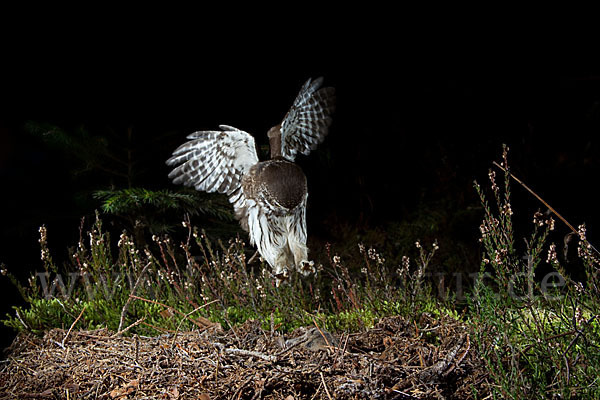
[280,77,336,161]
[166,125,258,195]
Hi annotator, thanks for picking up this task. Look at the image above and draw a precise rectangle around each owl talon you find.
[298,260,315,276]
[273,269,290,287]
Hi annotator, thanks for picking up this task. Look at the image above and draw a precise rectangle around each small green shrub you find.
[470,145,600,399]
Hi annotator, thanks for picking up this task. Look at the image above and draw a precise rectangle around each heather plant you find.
[470,145,600,399]
[322,238,442,330]
[2,212,440,338]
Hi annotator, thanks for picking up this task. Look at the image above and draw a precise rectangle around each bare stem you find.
[62,305,87,347]
[493,161,600,256]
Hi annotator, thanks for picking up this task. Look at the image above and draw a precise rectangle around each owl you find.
[166,77,335,285]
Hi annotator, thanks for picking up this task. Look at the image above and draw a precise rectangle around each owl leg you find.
[273,246,295,286]
[288,235,315,276]
[248,208,295,285]
[287,201,315,276]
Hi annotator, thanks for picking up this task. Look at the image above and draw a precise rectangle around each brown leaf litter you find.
[0,314,489,399]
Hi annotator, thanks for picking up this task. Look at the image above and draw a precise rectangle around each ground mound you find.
[0,314,488,399]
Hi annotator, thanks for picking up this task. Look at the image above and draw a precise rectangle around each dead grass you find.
[0,314,487,399]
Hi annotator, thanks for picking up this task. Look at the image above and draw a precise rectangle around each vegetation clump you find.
[1,146,599,399]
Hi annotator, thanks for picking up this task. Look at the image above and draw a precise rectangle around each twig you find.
[312,317,333,350]
[130,294,181,313]
[170,299,219,348]
[72,330,112,340]
[141,321,176,333]
[309,382,322,400]
[391,388,418,400]
[62,305,87,347]
[563,314,598,357]
[493,161,600,256]
[233,375,255,400]
[55,298,76,319]
[111,317,146,338]
[129,294,207,329]
[135,334,139,364]
[118,262,151,332]
[320,371,333,400]
[563,353,570,386]
[518,329,578,357]
[247,250,260,264]
[212,342,277,362]
[15,309,29,330]
[332,332,350,367]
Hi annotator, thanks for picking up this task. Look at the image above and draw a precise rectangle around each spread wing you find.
[280,77,336,161]
[166,125,258,195]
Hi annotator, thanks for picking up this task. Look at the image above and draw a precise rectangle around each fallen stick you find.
[320,371,333,400]
[211,342,277,362]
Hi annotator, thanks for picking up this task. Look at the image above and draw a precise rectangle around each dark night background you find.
[1,30,599,351]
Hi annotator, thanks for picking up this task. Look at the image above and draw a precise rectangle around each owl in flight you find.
[166,77,335,285]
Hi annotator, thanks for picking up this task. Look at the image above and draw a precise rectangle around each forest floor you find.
[0,314,489,399]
